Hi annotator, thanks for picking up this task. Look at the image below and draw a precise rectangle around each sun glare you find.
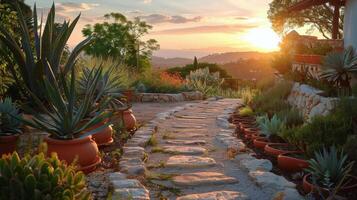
[243,28,281,51]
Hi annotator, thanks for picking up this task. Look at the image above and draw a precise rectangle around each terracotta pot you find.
[303,174,357,194]
[264,143,296,157]
[253,138,270,149]
[0,135,18,156]
[123,110,136,130]
[44,136,101,173]
[122,90,135,102]
[87,120,114,146]
[277,152,309,172]
[251,133,267,141]
[244,127,259,135]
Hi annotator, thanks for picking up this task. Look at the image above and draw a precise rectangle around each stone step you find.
[159,146,207,155]
[171,133,207,138]
[175,115,207,119]
[165,139,206,145]
[173,124,206,129]
[166,156,216,168]
[172,172,238,187]
[177,191,247,200]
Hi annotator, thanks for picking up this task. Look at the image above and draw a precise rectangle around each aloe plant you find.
[19,66,112,140]
[305,146,354,189]
[0,152,91,199]
[0,97,22,136]
[257,114,285,136]
[0,2,91,103]
[320,46,357,95]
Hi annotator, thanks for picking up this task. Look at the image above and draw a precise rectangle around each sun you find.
[243,28,281,51]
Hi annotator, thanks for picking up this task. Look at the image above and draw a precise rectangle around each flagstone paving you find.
[109,99,303,200]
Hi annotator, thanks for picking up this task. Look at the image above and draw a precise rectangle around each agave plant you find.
[78,66,129,117]
[0,2,91,103]
[258,114,285,137]
[19,66,112,140]
[305,146,354,189]
[0,97,22,136]
[320,46,357,96]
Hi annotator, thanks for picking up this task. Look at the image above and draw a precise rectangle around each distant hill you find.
[199,51,274,64]
[151,51,275,69]
[151,56,192,69]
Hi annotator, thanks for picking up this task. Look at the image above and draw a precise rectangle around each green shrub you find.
[0,152,91,200]
[270,53,292,75]
[0,97,22,136]
[277,108,304,128]
[251,81,292,115]
[185,68,223,96]
[239,106,254,117]
[283,115,351,156]
[167,62,231,79]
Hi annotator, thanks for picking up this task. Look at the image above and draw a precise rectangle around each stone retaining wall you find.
[134,91,203,103]
[287,82,338,119]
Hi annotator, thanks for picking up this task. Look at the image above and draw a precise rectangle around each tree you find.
[268,0,344,39]
[167,63,231,79]
[0,0,32,97]
[193,56,198,68]
[82,13,159,73]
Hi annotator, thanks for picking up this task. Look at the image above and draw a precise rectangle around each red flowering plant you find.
[159,72,185,86]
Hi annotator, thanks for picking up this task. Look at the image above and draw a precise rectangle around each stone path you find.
[109,98,303,200]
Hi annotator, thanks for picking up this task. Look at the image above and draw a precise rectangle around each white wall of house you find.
[344,0,357,49]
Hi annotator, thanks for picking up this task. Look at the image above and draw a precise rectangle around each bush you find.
[239,106,254,117]
[270,53,292,75]
[185,68,223,96]
[132,72,190,93]
[277,108,304,128]
[0,152,90,200]
[167,62,231,79]
[282,115,351,156]
[251,81,292,115]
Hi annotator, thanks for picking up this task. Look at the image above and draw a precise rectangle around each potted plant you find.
[303,146,357,196]
[78,66,129,146]
[253,115,286,150]
[278,152,309,172]
[20,67,111,173]
[0,98,22,155]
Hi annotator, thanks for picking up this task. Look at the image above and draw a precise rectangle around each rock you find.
[166,156,216,168]
[177,191,248,200]
[121,164,146,176]
[241,159,272,172]
[108,172,127,181]
[249,171,296,192]
[160,146,207,155]
[112,179,143,188]
[273,188,304,200]
[165,139,206,145]
[173,172,238,187]
[234,153,256,162]
[112,188,150,200]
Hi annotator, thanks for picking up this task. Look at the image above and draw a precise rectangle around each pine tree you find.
[193,56,198,68]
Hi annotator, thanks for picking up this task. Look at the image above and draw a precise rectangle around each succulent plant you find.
[19,66,112,140]
[0,97,22,136]
[0,2,91,103]
[0,152,91,200]
[258,114,285,136]
[78,66,129,115]
[305,146,354,189]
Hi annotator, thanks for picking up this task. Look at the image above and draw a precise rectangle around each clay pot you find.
[303,174,357,195]
[87,120,114,146]
[0,135,18,156]
[123,110,137,130]
[44,136,101,173]
[253,138,270,149]
[122,90,135,102]
[277,152,309,172]
[251,133,267,141]
[264,143,297,157]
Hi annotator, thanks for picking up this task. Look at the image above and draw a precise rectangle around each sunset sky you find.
[24,0,302,58]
